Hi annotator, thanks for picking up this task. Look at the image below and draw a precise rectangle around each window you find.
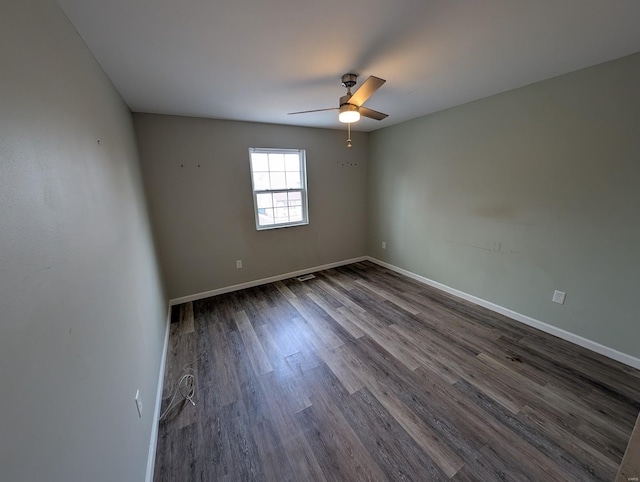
[249,148,308,230]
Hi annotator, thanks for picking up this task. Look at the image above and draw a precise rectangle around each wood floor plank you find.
[450,450,509,482]
[262,368,312,415]
[357,340,488,461]
[337,305,388,333]
[393,323,533,415]
[178,301,195,334]
[454,378,609,481]
[234,309,273,376]
[314,277,367,314]
[388,323,465,383]
[354,278,422,315]
[367,379,466,477]
[493,333,596,398]
[304,289,365,339]
[252,323,295,379]
[155,262,640,481]
[524,329,640,379]
[212,399,265,481]
[348,262,424,295]
[341,338,468,477]
[475,439,578,482]
[413,365,527,450]
[415,282,532,341]
[518,405,620,481]
[214,324,273,439]
[257,373,328,482]
[527,380,632,449]
[296,365,389,482]
[204,317,242,407]
[411,305,516,361]
[284,348,324,375]
[299,278,342,308]
[520,333,640,402]
[320,343,365,395]
[345,286,406,326]
[336,307,426,371]
[251,420,296,482]
[251,323,313,415]
[291,315,344,351]
[153,422,198,482]
[585,384,640,427]
[262,306,315,358]
[321,267,358,290]
[303,361,449,481]
[345,387,450,481]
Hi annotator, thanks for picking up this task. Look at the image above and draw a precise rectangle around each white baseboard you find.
[169,256,368,306]
[366,257,640,370]
[146,305,171,482]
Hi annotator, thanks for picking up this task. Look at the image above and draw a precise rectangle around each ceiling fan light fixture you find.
[339,104,360,123]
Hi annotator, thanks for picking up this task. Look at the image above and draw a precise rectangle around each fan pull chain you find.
[347,122,352,148]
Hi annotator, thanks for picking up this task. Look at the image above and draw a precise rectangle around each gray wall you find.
[0,1,167,481]
[368,53,640,358]
[134,114,369,300]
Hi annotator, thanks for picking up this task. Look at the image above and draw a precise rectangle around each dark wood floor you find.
[154,261,640,481]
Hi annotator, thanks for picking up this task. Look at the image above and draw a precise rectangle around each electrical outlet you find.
[236,260,243,269]
[135,390,143,418]
[381,241,386,249]
[552,290,566,304]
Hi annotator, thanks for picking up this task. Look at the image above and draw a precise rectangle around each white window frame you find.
[249,147,309,230]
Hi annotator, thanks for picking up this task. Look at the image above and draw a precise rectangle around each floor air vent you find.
[297,274,316,282]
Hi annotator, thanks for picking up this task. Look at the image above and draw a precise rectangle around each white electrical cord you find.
[159,355,201,422]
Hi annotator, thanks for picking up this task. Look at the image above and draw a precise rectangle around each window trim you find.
[249,147,309,230]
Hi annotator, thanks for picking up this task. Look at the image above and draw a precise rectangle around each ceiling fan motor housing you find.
[341,73,358,89]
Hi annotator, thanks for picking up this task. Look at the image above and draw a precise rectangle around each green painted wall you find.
[368,52,640,358]
[0,1,167,480]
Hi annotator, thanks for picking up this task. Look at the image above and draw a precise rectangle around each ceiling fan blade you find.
[288,107,338,115]
[359,106,389,121]
[348,76,386,106]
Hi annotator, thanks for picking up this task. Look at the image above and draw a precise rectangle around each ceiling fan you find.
[288,73,388,147]
[289,73,388,122]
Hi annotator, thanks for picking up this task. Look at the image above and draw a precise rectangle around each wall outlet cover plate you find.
[552,290,566,304]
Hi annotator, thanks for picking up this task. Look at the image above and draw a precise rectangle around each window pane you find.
[254,172,270,190]
[274,210,289,224]
[256,193,273,208]
[251,153,269,172]
[273,192,287,204]
[285,154,300,171]
[289,208,303,222]
[270,172,286,190]
[268,153,285,171]
[288,191,302,205]
[286,171,301,189]
[274,192,288,218]
[259,208,275,226]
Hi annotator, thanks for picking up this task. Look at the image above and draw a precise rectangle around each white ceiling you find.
[57,0,640,132]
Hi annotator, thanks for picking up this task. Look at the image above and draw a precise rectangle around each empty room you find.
[2,0,640,481]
